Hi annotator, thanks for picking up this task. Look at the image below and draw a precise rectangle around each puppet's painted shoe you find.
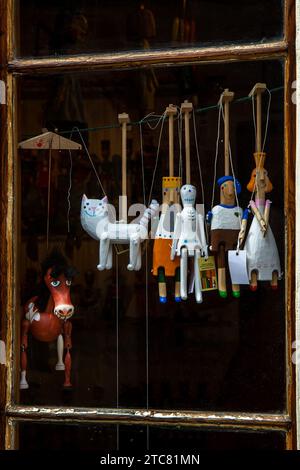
[271,284,278,291]
[219,290,227,298]
[175,296,181,303]
[249,284,257,291]
[232,290,240,298]
[159,296,167,304]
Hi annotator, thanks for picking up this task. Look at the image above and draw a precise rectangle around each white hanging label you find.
[228,250,249,285]
[0,340,6,365]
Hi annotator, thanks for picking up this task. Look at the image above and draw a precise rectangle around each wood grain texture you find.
[284,0,296,451]
[0,0,9,452]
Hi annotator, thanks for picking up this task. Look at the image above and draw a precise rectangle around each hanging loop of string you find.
[211,102,223,210]
[46,135,53,250]
[249,87,272,204]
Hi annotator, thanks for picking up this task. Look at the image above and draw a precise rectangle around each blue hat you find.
[217,175,241,195]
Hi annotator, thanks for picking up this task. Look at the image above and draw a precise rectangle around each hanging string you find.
[211,103,223,210]
[262,88,272,153]
[46,135,53,250]
[116,252,120,451]
[139,113,150,451]
[177,106,183,180]
[67,150,73,234]
[142,111,167,207]
[249,87,272,204]
[192,108,208,238]
[72,126,107,197]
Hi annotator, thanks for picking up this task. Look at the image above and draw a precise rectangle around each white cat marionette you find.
[81,194,159,271]
[171,185,208,303]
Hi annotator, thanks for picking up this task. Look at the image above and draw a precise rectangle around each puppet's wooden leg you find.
[271,271,278,290]
[217,245,227,298]
[134,242,142,271]
[194,248,203,304]
[55,333,65,371]
[98,232,110,271]
[158,267,167,303]
[106,245,113,270]
[63,321,72,388]
[128,234,140,271]
[175,267,181,302]
[20,319,30,389]
[250,270,258,291]
[232,284,240,298]
[180,248,188,300]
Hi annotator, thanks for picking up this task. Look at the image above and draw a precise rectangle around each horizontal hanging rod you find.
[8,41,287,75]
[6,405,291,431]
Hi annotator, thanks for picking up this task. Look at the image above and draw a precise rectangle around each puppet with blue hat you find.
[206,89,248,298]
[207,175,248,298]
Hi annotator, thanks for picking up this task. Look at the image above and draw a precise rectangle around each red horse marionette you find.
[20,251,76,390]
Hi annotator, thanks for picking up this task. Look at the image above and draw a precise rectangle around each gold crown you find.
[253,152,266,169]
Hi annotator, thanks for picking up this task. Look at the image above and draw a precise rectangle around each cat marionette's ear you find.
[102,195,108,204]
[82,194,88,203]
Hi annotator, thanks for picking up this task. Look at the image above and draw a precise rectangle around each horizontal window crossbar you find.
[6,405,291,431]
[8,41,287,75]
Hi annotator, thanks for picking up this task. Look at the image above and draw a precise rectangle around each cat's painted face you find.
[81,194,108,218]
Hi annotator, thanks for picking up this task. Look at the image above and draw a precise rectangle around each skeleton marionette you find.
[207,90,248,299]
[171,101,208,303]
[152,105,181,303]
[81,113,158,271]
[243,83,281,290]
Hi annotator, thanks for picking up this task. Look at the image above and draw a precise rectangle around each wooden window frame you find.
[0,0,296,450]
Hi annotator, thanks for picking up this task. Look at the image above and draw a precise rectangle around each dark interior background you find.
[18,59,285,415]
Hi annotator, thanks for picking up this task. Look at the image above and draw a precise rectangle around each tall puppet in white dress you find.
[243,83,281,290]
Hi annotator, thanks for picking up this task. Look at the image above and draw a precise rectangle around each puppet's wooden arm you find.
[238,209,250,246]
[197,214,208,258]
[263,200,272,236]
[250,201,267,233]
[171,213,181,260]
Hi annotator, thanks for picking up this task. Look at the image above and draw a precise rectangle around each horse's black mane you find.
[35,249,77,312]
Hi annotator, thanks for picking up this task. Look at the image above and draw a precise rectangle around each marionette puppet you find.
[243,83,281,290]
[171,101,208,303]
[207,90,248,299]
[152,105,181,303]
[20,251,76,390]
[81,113,159,271]
[18,131,82,390]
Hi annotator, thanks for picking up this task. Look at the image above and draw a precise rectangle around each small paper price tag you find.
[228,250,249,285]
[198,256,218,291]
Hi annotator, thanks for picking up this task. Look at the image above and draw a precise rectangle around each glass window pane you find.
[17,60,285,412]
[16,0,284,58]
[18,422,286,450]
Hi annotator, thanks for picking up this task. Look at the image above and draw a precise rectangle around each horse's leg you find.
[63,321,72,388]
[180,247,188,301]
[194,248,203,304]
[20,319,30,389]
[97,232,110,271]
[55,333,65,371]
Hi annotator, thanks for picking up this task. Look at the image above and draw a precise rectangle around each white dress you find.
[244,202,281,281]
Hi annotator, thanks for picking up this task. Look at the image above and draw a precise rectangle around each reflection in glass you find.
[18,422,286,450]
[17,0,283,57]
